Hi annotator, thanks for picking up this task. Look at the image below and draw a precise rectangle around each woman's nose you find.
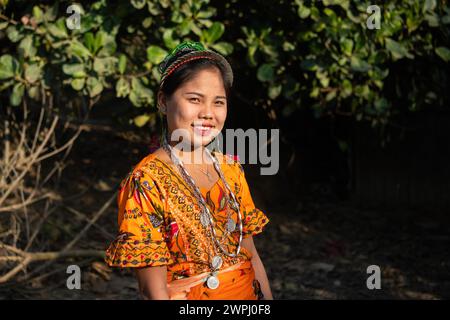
[199,101,214,119]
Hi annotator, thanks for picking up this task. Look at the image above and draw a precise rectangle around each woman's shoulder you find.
[141,149,174,178]
[120,150,164,184]
[117,151,168,204]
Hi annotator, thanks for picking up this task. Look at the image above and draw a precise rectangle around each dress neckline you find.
[199,177,222,194]
[150,154,223,193]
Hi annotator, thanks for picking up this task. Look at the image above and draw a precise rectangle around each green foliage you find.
[227,0,450,127]
[0,0,449,131]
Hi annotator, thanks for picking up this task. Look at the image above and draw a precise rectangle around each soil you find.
[1,123,449,300]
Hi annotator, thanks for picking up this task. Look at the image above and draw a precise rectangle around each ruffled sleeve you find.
[105,167,174,268]
[233,160,269,238]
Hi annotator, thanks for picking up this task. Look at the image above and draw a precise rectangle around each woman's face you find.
[161,67,228,149]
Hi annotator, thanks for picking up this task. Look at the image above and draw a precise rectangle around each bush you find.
[0,0,448,131]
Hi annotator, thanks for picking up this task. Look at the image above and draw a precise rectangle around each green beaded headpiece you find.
[158,41,233,89]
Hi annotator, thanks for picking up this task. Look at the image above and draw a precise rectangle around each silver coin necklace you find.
[162,142,243,290]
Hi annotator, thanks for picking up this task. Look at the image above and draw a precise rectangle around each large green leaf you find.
[71,78,85,91]
[93,57,118,76]
[62,63,86,78]
[116,78,130,97]
[341,79,352,98]
[134,114,151,127]
[146,45,168,64]
[44,2,58,21]
[423,0,437,13]
[27,86,40,100]
[435,46,450,62]
[84,32,96,53]
[131,0,146,9]
[385,38,412,60]
[350,56,371,72]
[211,42,233,55]
[118,54,127,74]
[91,31,107,54]
[147,1,162,15]
[32,5,44,24]
[69,40,92,59]
[86,77,103,97]
[268,84,282,99]
[197,9,215,19]
[424,13,439,27]
[130,77,153,107]
[297,5,311,19]
[129,89,141,107]
[18,35,37,58]
[97,33,117,57]
[10,83,25,106]
[48,19,68,38]
[202,22,225,44]
[316,70,330,87]
[162,29,179,49]
[6,25,23,43]
[257,64,275,82]
[0,80,14,91]
[0,55,19,79]
[341,38,353,56]
[25,64,42,83]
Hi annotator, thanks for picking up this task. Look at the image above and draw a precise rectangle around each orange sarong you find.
[168,260,259,300]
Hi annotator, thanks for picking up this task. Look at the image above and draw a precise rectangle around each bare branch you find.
[0,241,105,283]
[63,191,117,251]
[0,117,59,207]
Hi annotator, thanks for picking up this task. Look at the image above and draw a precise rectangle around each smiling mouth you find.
[192,125,214,136]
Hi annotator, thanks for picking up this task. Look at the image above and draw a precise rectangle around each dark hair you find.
[158,58,232,99]
[157,58,232,146]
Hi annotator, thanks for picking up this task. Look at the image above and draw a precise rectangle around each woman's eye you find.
[215,100,225,105]
[189,98,200,103]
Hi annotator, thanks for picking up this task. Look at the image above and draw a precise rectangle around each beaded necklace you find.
[162,141,243,289]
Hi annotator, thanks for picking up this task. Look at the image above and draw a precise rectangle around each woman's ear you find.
[157,91,167,114]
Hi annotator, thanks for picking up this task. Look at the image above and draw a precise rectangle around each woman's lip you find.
[191,124,214,128]
[192,126,213,136]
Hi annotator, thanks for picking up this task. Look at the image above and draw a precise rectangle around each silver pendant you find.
[200,212,210,227]
[211,255,223,270]
[229,199,238,211]
[226,218,236,232]
[206,275,220,289]
[205,171,214,181]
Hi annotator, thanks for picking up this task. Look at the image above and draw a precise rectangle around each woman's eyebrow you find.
[184,92,227,99]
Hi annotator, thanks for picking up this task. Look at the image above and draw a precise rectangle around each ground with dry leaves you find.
[1,124,449,300]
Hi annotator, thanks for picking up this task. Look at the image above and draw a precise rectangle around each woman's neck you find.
[168,142,211,165]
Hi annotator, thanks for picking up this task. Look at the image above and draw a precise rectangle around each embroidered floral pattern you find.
[104,152,269,282]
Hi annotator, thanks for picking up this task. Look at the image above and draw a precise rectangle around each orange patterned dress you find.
[104,151,269,300]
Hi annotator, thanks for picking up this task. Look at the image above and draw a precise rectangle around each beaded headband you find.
[160,54,215,87]
[158,41,233,89]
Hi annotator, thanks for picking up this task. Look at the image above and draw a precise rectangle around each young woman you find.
[105,41,272,300]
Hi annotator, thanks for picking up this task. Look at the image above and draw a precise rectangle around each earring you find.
[211,135,221,154]
[157,103,166,113]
